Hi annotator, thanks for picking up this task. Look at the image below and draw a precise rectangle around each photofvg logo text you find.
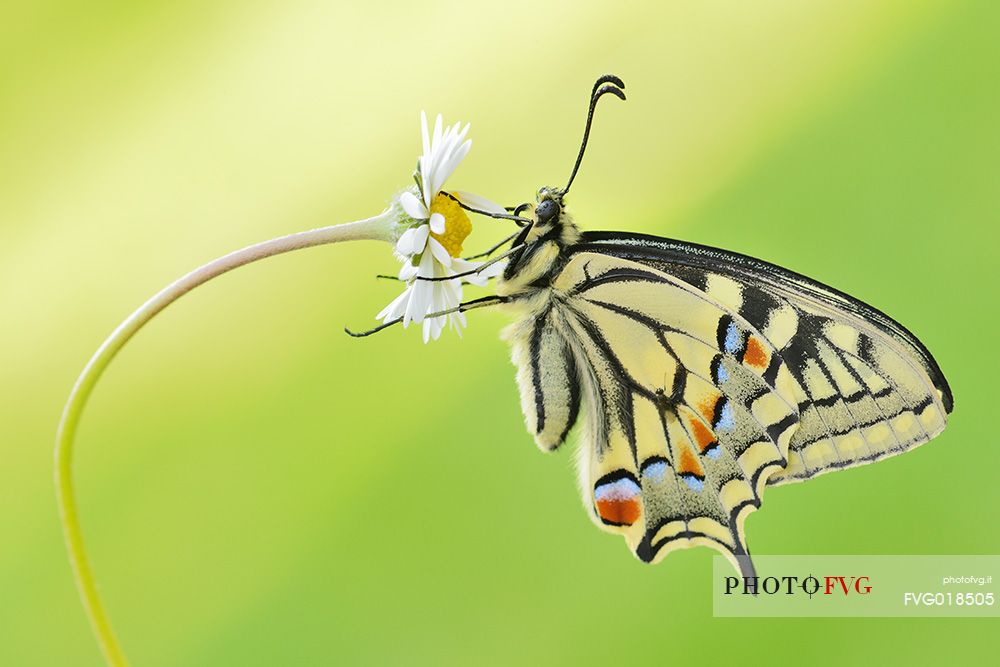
[723,574,872,598]
[712,555,1000,618]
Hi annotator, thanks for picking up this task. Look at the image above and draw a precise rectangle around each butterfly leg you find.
[344,295,510,338]
[463,232,519,261]
[414,246,520,282]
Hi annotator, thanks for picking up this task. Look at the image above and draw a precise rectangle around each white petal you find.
[423,292,444,342]
[448,309,466,337]
[432,137,470,193]
[450,257,505,286]
[399,261,419,281]
[452,138,471,166]
[405,254,436,324]
[404,282,429,325]
[427,237,452,267]
[442,122,468,162]
[420,110,430,160]
[420,156,433,209]
[429,212,446,234]
[461,273,489,287]
[396,224,429,255]
[432,114,443,157]
[415,246,437,278]
[443,141,472,189]
[477,259,507,278]
[394,227,417,255]
[423,318,440,343]
[453,190,506,215]
[455,122,470,148]
[399,191,428,220]
[443,279,463,307]
[376,287,411,322]
[410,224,430,253]
[442,123,466,160]
[449,257,475,273]
[450,258,486,286]
[430,121,463,192]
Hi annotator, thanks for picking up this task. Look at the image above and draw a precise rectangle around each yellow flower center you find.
[429,192,472,257]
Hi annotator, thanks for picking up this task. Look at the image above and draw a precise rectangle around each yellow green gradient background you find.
[3,0,998,663]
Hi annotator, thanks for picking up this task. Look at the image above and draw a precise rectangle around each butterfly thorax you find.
[495,188,580,304]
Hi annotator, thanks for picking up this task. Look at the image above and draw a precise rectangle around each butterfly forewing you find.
[573,232,952,486]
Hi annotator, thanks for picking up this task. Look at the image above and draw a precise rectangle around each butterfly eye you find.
[536,199,560,225]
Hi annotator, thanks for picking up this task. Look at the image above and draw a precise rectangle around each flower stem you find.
[55,211,396,666]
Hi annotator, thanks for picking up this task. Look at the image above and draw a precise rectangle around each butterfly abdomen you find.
[504,305,584,451]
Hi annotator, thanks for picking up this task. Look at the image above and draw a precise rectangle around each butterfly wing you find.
[573,232,953,485]
[505,251,801,575]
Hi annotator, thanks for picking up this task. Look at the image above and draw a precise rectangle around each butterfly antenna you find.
[563,74,626,194]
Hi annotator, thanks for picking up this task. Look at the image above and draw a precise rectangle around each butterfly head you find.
[534,187,563,225]
[521,186,580,246]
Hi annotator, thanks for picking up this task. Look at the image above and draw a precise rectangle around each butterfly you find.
[357,75,953,577]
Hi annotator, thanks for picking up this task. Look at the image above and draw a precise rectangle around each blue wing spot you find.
[594,477,641,501]
[682,475,704,492]
[641,460,668,482]
[705,445,721,459]
[724,321,741,355]
[716,363,729,384]
[715,400,735,431]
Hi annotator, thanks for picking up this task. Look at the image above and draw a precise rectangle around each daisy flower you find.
[378,112,506,342]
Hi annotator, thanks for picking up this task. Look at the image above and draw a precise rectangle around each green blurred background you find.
[2,0,998,663]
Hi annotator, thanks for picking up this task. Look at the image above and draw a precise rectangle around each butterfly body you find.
[497,188,952,576]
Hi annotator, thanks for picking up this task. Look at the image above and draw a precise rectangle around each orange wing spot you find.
[677,441,706,478]
[699,394,722,423]
[744,336,770,370]
[596,498,641,526]
[689,418,717,453]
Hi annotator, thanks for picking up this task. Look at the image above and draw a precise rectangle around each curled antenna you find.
[564,74,626,194]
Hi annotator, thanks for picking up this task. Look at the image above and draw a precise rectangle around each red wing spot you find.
[677,441,706,478]
[596,498,641,526]
[744,336,769,370]
[689,419,717,453]
[699,394,722,423]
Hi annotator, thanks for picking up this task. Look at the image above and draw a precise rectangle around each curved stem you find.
[55,211,397,666]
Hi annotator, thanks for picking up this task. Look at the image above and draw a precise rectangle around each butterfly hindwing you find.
[509,252,800,574]
[574,232,952,485]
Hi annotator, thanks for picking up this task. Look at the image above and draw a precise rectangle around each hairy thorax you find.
[495,219,581,303]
